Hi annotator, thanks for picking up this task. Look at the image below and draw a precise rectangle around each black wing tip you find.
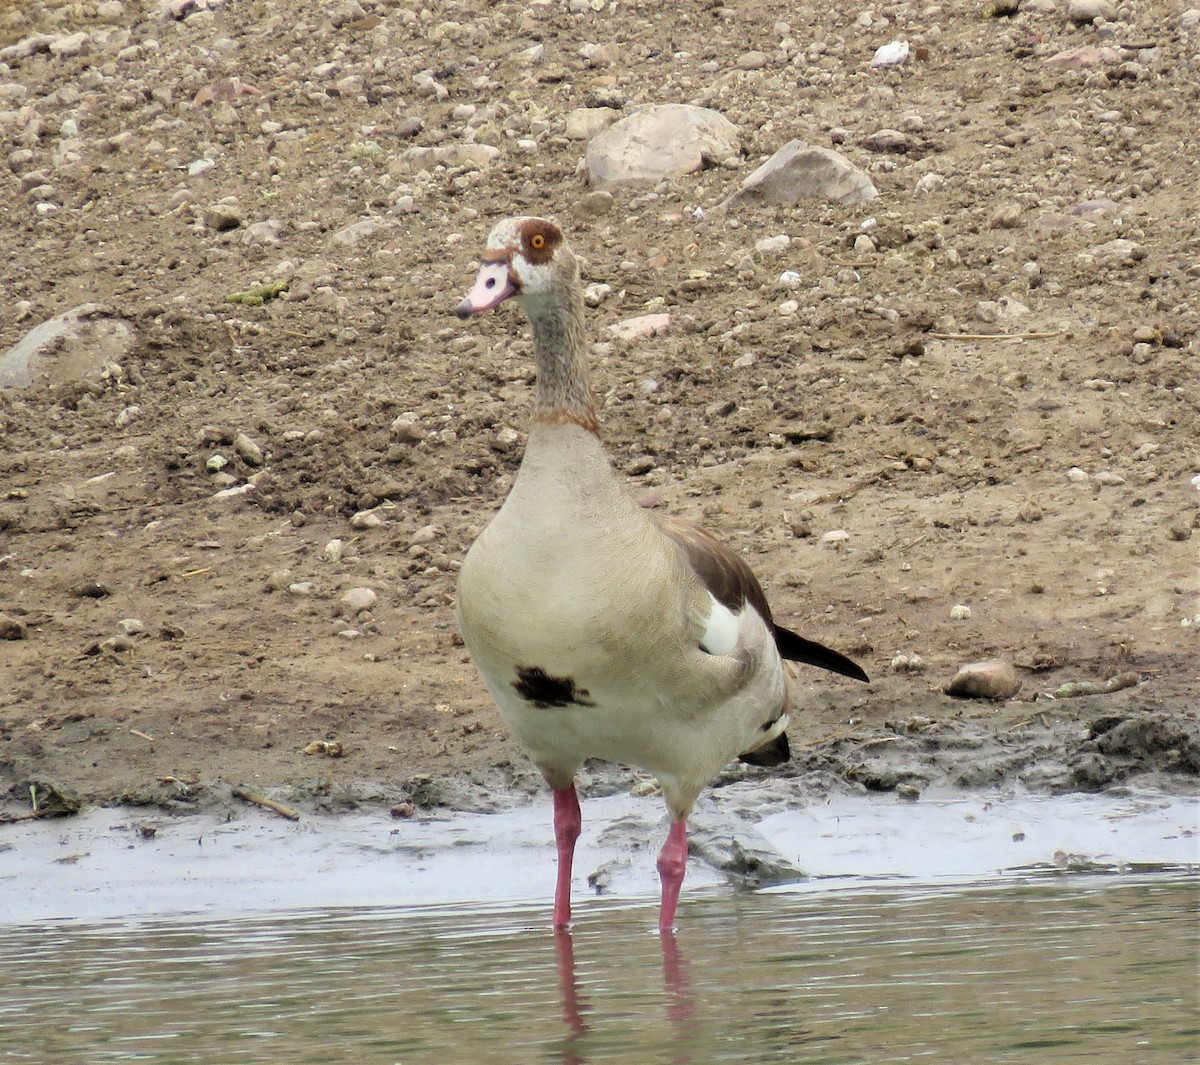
[775,625,870,684]
[740,730,791,767]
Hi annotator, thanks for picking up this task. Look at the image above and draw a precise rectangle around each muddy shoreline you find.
[4,684,1196,826]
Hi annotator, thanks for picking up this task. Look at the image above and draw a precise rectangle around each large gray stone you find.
[0,305,136,389]
[720,140,878,208]
[584,104,740,186]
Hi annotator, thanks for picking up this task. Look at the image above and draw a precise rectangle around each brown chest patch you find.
[513,666,595,709]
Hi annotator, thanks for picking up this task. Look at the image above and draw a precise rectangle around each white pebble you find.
[913,173,946,195]
[351,509,384,529]
[871,40,910,67]
[891,653,926,672]
[324,539,345,563]
[822,529,850,548]
[583,282,612,307]
[755,234,791,254]
[950,604,972,620]
[341,587,378,613]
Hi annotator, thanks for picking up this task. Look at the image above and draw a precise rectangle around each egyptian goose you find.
[454,216,868,931]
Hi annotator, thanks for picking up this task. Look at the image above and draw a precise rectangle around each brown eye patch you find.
[520,219,561,265]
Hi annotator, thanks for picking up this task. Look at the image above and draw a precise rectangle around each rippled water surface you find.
[3,878,1196,1064]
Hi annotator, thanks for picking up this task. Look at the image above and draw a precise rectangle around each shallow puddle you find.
[1,787,1198,1063]
[1,879,1196,1064]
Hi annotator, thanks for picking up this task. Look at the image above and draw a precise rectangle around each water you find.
[2,878,1196,1064]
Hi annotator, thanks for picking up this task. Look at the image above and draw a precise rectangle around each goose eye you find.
[530,233,546,250]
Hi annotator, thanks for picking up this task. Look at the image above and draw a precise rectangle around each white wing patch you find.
[699,593,740,656]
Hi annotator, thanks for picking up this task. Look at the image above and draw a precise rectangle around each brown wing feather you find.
[656,514,869,683]
[656,514,776,626]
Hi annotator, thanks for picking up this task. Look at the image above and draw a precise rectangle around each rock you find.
[49,31,91,58]
[116,618,145,636]
[945,659,1022,700]
[987,204,1023,229]
[0,305,136,390]
[914,172,946,195]
[583,282,612,307]
[288,581,317,596]
[351,508,384,529]
[233,432,264,466]
[1044,45,1121,68]
[822,529,850,548]
[737,50,769,70]
[607,313,671,340]
[1078,238,1142,269]
[578,190,615,217]
[331,218,381,246]
[870,40,910,67]
[204,203,243,231]
[265,569,292,591]
[949,604,973,620]
[0,613,26,640]
[193,77,259,106]
[863,128,909,153]
[492,426,520,451]
[720,141,877,208]
[340,587,378,614]
[1066,0,1114,24]
[212,484,255,500]
[755,234,791,254]
[0,34,57,62]
[890,653,926,672]
[584,104,740,186]
[241,219,283,247]
[564,107,620,141]
[324,539,344,563]
[390,415,426,443]
[72,581,110,599]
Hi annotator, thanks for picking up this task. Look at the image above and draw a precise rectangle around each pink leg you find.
[656,818,689,933]
[552,784,582,930]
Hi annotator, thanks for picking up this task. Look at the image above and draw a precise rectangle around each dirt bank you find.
[1,0,1197,824]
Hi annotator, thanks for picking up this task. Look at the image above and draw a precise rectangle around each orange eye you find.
[530,233,546,250]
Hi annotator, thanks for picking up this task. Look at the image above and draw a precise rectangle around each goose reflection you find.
[553,927,696,1064]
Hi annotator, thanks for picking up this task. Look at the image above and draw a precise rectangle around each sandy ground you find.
[1,0,1198,829]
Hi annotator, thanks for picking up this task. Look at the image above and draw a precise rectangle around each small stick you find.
[130,728,155,742]
[0,810,44,824]
[231,786,301,821]
[797,726,863,748]
[859,735,900,750]
[179,568,211,579]
[928,331,1060,341]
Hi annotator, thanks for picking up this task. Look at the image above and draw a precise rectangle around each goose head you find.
[455,216,578,320]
